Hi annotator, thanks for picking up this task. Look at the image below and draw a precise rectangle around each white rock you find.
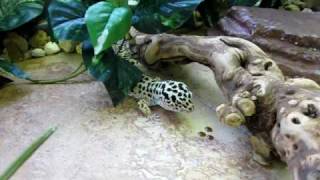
[31,48,46,57]
[44,42,60,55]
[59,40,76,53]
[302,8,313,13]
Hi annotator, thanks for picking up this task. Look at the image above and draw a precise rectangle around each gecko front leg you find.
[137,99,152,116]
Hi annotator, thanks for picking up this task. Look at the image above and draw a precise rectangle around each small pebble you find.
[204,126,213,132]
[198,131,206,137]
[302,8,313,13]
[44,42,60,55]
[31,48,46,57]
[76,43,82,54]
[29,30,50,48]
[59,40,76,53]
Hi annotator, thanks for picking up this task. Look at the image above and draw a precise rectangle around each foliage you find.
[47,0,89,41]
[82,41,142,105]
[46,0,279,104]
[0,0,44,84]
[46,0,205,104]
[0,127,56,180]
[48,0,139,104]
[0,0,44,31]
[132,0,204,33]
[0,59,30,79]
[84,1,132,55]
[0,59,30,87]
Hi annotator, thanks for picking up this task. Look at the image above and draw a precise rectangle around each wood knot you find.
[286,88,295,95]
[291,117,301,124]
[302,104,318,118]
[264,61,273,71]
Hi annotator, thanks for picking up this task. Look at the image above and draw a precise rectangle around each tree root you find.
[129,30,320,180]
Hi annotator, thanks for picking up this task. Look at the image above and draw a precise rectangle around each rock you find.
[59,40,76,53]
[210,6,320,82]
[4,33,29,51]
[29,30,50,48]
[302,8,313,13]
[76,43,82,54]
[24,51,32,60]
[3,32,29,61]
[0,48,9,59]
[44,42,60,55]
[31,48,46,57]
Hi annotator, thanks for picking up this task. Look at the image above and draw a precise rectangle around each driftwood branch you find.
[129,31,320,180]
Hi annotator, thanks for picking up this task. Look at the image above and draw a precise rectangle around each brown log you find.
[129,31,320,180]
[214,6,320,83]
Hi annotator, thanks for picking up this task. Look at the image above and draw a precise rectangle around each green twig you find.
[27,62,86,84]
[0,127,57,180]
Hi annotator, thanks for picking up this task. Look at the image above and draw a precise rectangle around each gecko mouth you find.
[167,104,195,113]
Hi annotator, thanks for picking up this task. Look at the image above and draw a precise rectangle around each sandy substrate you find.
[0,53,289,179]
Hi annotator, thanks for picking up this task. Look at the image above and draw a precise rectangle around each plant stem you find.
[0,0,4,15]
[0,127,57,180]
[27,62,86,84]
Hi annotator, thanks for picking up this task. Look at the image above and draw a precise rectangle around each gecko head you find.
[159,81,194,113]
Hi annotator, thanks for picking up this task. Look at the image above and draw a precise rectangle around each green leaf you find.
[109,0,129,6]
[82,41,142,105]
[228,0,261,6]
[132,0,203,33]
[0,0,44,31]
[104,54,143,105]
[0,59,29,79]
[48,0,89,41]
[85,1,132,55]
[0,127,57,180]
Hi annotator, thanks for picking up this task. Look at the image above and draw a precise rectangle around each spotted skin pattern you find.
[130,75,194,115]
[116,43,195,116]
